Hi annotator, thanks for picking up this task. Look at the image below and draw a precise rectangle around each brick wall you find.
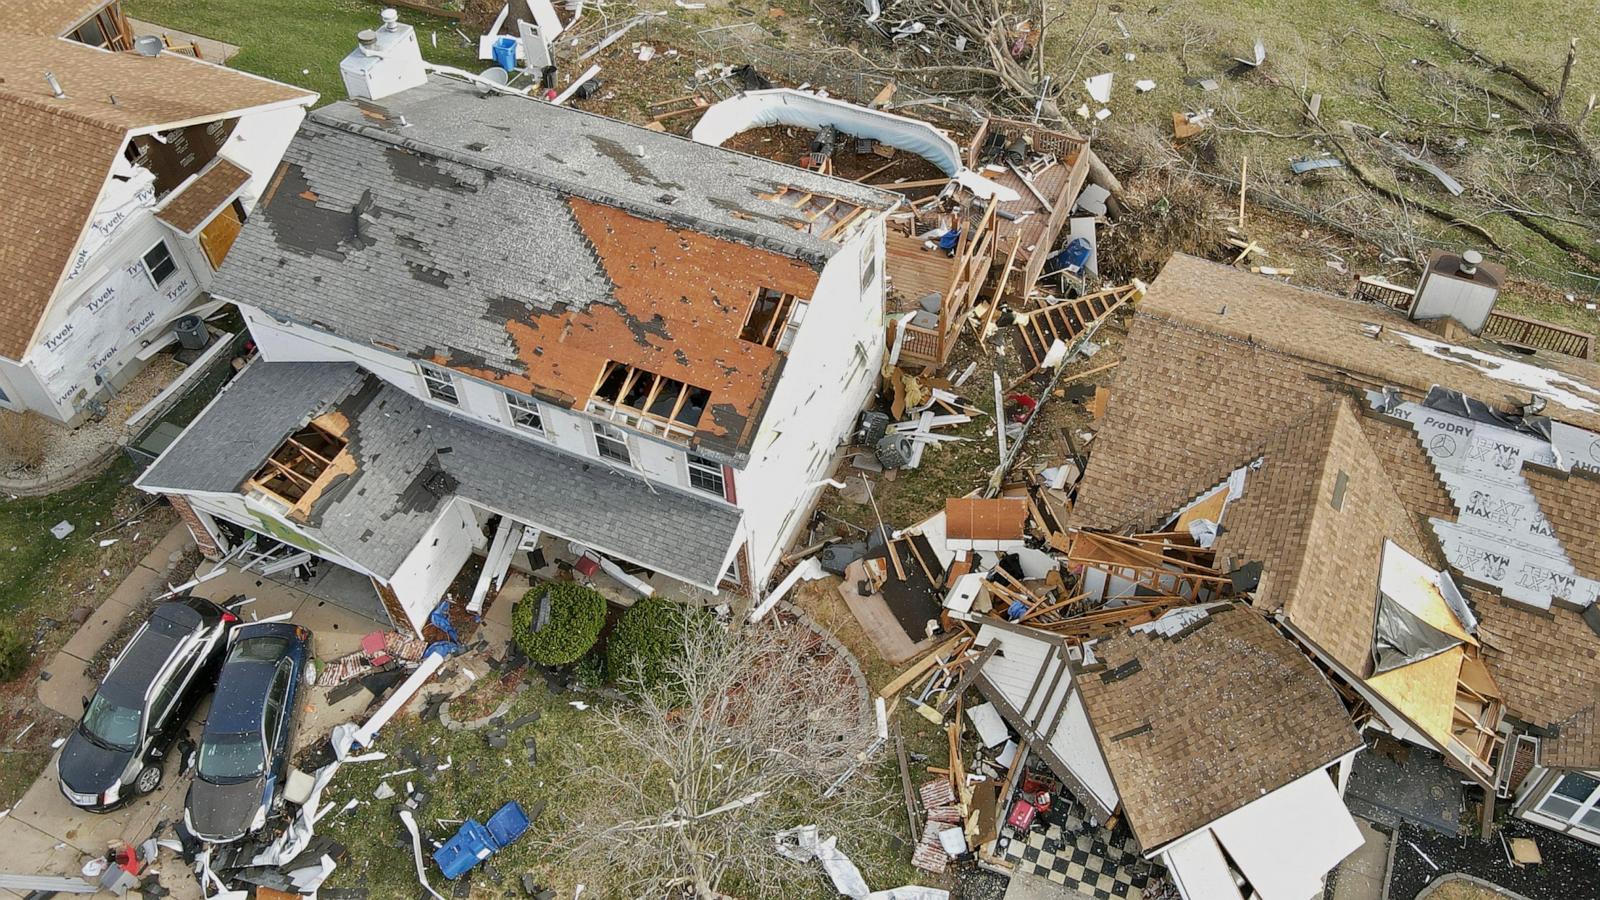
[167,494,221,559]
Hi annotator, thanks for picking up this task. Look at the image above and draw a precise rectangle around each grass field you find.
[124,0,480,103]
[321,670,926,897]
[1037,0,1600,326]
[0,459,170,620]
[0,460,178,807]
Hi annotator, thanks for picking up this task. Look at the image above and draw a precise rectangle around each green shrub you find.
[572,652,607,688]
[0,624,30,682]
[512,582,606,666]
[605,598,705,691]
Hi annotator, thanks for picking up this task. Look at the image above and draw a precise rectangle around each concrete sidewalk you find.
[2,528,384,898]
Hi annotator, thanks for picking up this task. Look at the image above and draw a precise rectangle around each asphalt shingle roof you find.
[216,78,896,458]
[139,360,365,494]
[0,28,311,360]
[141,360,742,589]
[1074,604,1361,850]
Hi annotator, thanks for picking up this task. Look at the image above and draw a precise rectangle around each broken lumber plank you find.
[894,723,920,841]
[880,635,968,699]
[937,642,1001,715]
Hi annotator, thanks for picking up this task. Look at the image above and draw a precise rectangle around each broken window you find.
[739,288,809,351]
[760,186,868,240]
[588,362,710,440]
[419,363,458,405]
[686,452,725,496]
[505,392,543,433]
[68,8,129,50]
[248,420,348,509]
[593,421,631,464]
[142,241,177,287]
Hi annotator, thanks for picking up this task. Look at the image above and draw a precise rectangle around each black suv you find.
[58,596,234,811]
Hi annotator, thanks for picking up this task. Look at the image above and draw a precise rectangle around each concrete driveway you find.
[0,529,382,897]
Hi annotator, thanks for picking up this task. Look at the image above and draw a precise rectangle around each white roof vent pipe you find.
[1460,249,1482,276]
[340,10,427,101]
[44,71,65,99]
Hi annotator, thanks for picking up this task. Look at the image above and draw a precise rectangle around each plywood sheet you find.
[1367,645,1464,746]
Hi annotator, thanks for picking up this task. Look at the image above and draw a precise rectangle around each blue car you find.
[183,622,312,843]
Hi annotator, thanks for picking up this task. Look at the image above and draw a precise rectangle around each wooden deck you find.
[885,230,957,313]
[985,162,1073,265]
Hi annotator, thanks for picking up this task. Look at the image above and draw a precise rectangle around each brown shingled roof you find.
[0,32,311,360]
[1071,312,1334,533]
[1524,467,1600,583]
[1137,255,1600,430]
[156,158,250,234]
[1074,603,1361,850]
[1475,591,1600,730]
[4,0,108,34]
[1543,704,1600,770]
[1213,399,1429,675]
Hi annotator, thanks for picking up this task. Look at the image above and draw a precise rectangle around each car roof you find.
[98,602,204,707]
[204,633,294,734]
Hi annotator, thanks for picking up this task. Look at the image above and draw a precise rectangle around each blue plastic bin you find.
[433,820,495,880]
[432,802,530,880]
[491,36,519,72]
[485,801,531,847]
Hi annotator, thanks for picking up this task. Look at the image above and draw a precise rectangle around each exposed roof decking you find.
[217,78,901,457]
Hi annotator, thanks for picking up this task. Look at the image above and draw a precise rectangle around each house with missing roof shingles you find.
[137,14,899,633]
[1066,255,1600,858]
[971,604,1367,899]
[0,0,314,424]
[951,254,1600,898]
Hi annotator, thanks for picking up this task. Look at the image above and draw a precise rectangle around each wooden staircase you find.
[1015,282,1142,368]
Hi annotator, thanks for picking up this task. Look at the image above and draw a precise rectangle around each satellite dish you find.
[133,35,163,57]
[476,67,509,96]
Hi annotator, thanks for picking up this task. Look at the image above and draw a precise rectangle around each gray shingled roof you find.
[314,77,896,259]
[139,361,366,494]
[215,117,614,375]
[142,361,744,589]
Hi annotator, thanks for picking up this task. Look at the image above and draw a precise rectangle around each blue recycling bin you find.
[433,801,531,880]
[491,36,518,73]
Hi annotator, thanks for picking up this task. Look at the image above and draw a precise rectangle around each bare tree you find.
[542,612,887,899]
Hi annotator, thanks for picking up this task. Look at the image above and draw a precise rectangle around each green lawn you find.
[124,0,481,104]
[0,458,159,619]
[321,674,924,898]
[0,458,179,807]
[1035,0,1600,319]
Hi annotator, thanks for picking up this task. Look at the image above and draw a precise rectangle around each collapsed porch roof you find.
[138,360,743,590]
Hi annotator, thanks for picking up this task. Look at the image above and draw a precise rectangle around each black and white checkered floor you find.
[999,801,1161,899]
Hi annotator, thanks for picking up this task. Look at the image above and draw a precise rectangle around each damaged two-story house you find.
[137,14,900,632]
[0,0,314,424]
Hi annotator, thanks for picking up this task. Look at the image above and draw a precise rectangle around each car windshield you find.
[198,732,265,782]
[81,694,141,751]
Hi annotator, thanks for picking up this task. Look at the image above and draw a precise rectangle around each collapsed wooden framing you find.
[1013,283,1140,368]
[759,185,870,240]
[245,412,355,521]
